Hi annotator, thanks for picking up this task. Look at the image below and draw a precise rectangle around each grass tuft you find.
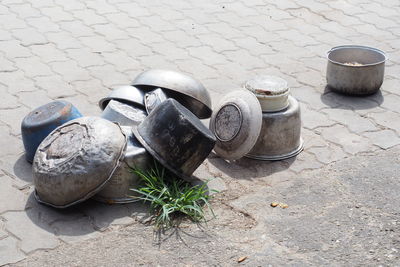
[131,163,215,229]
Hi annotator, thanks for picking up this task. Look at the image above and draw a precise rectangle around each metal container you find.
[98,85,145,110]
[101,100,147,127]
[326,45,387,95]
[21,100,82,163]
[245,75,290,112]
[33,117,126,208]
[245,96,303,160]
[94,127,151,204]
[132,99,216,181]
[144,88,168,114]
[132,69,212,119]
[210,90,262,160]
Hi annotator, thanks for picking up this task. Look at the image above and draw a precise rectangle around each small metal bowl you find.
[132,69,212,119]
[326,45,387,95]
[98,85,145,110]
[101,100,147,127]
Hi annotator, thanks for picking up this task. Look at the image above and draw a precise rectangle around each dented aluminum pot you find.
[94,127,151,204]
[33,117,127,208]
[132,69,212,119]
[245,96,303,160]
[101,100,147,127]
[99,85,145,110]
[132,99,216,181]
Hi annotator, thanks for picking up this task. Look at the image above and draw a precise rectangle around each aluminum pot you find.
[101,100,147,127]
[21,101,82,163]
[132,69,212,119]
[94,127,151,204]
[132,99,216,181]
[245,96,303,160]
[98,85,145,110]
[326,45,387,95]
[33,117,126,208]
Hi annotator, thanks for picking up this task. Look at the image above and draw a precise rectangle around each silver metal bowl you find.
[98,85,145,110]
[326,45,387,95]
[94,127,151,204]
[132,69,212,119]
[101,100,147,127]
[33,117,127,208]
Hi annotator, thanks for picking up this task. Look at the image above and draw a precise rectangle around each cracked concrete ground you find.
[0,0,400,265]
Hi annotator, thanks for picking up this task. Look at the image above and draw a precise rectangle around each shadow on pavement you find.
[207,152,295,180]
[320,86,384,110]
[13,154,33,183]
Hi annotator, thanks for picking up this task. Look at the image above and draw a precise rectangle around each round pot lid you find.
[209,90,262,160]
[245,75,289,96]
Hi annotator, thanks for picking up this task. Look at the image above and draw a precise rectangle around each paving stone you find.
[0,236,25,265]
[71,79,108,104]
[14,57,53,77]
[0,40,32,58]
[368,111,400,134]
[66,48,105,68]
[54,0,85,11]
[301,104,336,130]
[0,153,33,189]
[34,75,76,98]
[52,217,101,243]
[0,175,27,214]
[58,20,94,38]
[17,90,53,109]
[87,65,130,88]
[78,35,117,53]
[49,61,92,82]
[3,211,59,253]
[93,24,129,41]
[40,6,75,22]
[30,43,68,63]
[101,51,141,72]
[73,9,108,26]
[0,105,31,135]
[0,85,20,109]
[322,108,378,133]
[380,93,400,114]
[26,17,61,33]
[308,143,348,164]
[8,3,41,18]
[45,32,83,50]
[363,130,400,150]
[319,125,372,155]
[86,0,120,15]
[0,13,27,30]
[287,151,324,174]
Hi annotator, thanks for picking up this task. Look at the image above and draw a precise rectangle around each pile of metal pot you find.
[21,69,303,208]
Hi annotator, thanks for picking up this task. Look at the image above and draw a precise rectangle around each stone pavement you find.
[0,0,399,265]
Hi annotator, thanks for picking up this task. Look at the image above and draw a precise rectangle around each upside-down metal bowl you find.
[33,117,126,208]
[132,69,212,119]
[99,85,145,110]
[326,45,387,95]
[101,100,147,127]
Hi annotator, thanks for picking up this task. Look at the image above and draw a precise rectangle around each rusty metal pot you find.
[132,69,212,119]
[33,117,126,208]
[132,99,216,181]
[94,127,151,204]
[245,96,303,160]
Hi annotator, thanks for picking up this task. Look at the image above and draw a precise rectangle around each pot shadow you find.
[207,152,295,180]
[24,192,151,238]
[320,86,384,110]
[13,154,33,183]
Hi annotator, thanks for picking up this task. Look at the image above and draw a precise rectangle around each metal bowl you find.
[21,101,82,163]
[326,45,387,95]
[132,69,212,119]
[33,117,126,208]
[101,100,147,127]
[94,127,151,204]
[98,85,145,110]
[132,99,216,181]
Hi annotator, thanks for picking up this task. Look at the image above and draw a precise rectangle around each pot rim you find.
[326,45,387,67]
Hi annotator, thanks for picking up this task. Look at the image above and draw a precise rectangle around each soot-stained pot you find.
[132,99,216,181]
[94,127,151,204]
[245,96,303,160]
[33,117,126,208]
[132,69,212,119]
[209,90,262,160]
[326,45,387,95]
[21,100,82,163]
[101,100,147,127]
[98,85,145,110]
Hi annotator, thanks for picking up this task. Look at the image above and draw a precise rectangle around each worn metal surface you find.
[144,88,168,114]
[21,101,82,163]
[245,75,290,112]
[94,127,151,204]
[101,100,147,127]
[132,69,212,119]
[132,99,216,180]
[326,45,386,95]
[33,117,127,208]
[210,90,262,160]
[98,85,145,110]
[246,96,303,160]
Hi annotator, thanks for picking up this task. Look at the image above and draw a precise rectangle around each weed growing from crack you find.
[131,163,216,229]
